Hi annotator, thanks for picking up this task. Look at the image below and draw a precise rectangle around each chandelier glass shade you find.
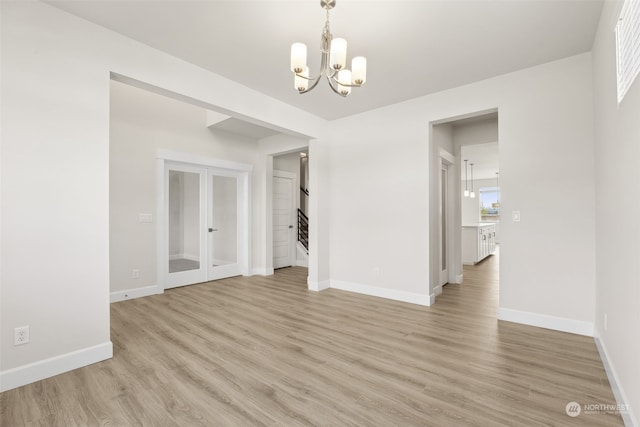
[290,0,367,97]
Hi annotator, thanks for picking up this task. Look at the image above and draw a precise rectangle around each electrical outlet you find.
[15,326,29,346]
[132,269,140,279]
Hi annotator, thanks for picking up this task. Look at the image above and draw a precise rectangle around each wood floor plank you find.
[0,251,624,426]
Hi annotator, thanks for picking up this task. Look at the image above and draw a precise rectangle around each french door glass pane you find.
[211,175,238,267]
[168,170,201,273]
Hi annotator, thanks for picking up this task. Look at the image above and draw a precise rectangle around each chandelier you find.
[290,0,367,97]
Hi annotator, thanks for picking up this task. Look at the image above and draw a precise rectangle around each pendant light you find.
[493,172,500,208]
[463,159,470,197]
[470,163,475,199]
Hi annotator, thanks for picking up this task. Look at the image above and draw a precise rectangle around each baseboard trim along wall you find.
[0,341,113,392]
[308,279,330,292]
[594,336,638,427]
[330,280,431,306]
[296,259,309,268]
[110,285,161,303]
[497,307,594,337]
[251,268,274,276]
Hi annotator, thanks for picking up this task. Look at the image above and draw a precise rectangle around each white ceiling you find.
[46,0,603,121]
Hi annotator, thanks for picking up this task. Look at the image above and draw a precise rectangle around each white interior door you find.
[439,163,449,286]
[166,165,207,288]
[163,160,249,289]
[207,171,242,281]
[273,171,295,269]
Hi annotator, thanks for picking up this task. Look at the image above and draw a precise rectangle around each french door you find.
[164,162,247,289]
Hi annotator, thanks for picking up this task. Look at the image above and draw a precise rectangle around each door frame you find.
[437,149,456,293]
[438,161,449,287]
[156,149,252,292]
[272,169,297,269]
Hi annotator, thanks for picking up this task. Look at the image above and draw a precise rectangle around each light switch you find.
[512,210,521,222]
[139,213,153,223]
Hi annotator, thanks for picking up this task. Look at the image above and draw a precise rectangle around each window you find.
[616,0,640,102]
[480,187,500,221]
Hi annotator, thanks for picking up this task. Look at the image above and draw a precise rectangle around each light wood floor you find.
[1,253,623,426]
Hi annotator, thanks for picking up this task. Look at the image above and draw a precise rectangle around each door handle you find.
[289,225,293,229]
[208,228,218,232]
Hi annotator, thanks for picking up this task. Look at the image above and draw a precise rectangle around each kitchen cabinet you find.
[462,223,497,265]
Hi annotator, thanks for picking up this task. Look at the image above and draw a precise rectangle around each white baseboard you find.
[110,285,161,303]
[497,307,594,337]
[434,285,443,296]
[0,342,113,392]
[212,258,234,266]
[330,280,431,306]
[308,279,330,292]
[455,274,464,284]
[252,267,274,276]
[594,336,638,427]
[296,259,309,267]
[169,253,199,262]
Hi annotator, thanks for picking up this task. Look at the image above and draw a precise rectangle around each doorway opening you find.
[272,149,309,271]
[430,110,500,306]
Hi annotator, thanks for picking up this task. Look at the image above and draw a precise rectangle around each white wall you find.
[592,1,640,424]
[328,53,596,331]
[1,2,113,384]
[274,152,301,176]
[0,1,324,391]
[110,80,261,294]
[433,123,453,153]
[452,117,499,147]
[308,139,331,290]
[461,189,480,225]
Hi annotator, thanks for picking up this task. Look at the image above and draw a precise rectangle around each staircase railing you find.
[297,208,309,252]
